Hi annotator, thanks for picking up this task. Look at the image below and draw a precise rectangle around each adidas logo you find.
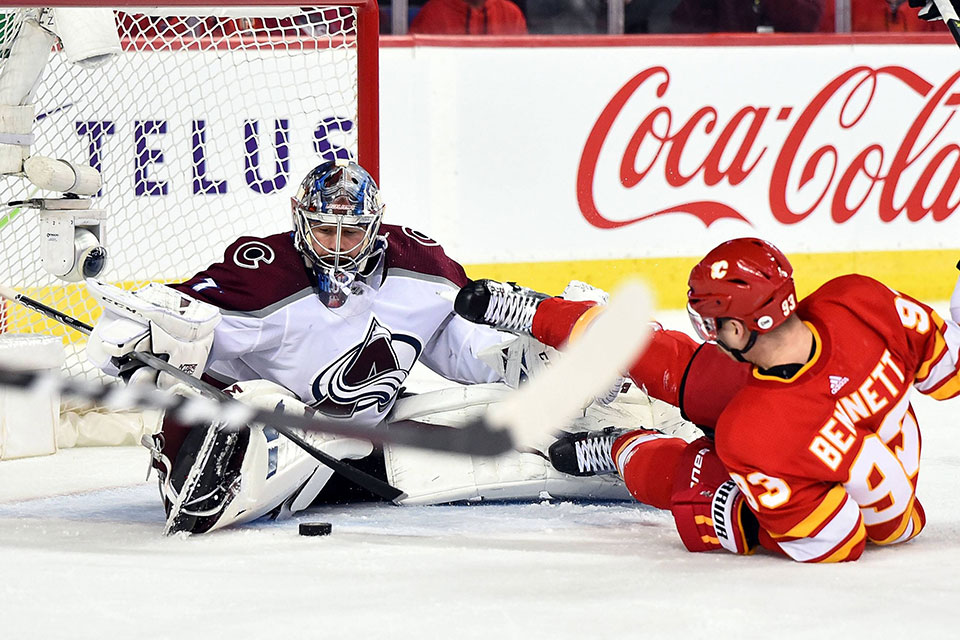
[829,375,849,395]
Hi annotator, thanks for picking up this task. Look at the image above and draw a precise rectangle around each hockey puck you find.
[299,522,332,537]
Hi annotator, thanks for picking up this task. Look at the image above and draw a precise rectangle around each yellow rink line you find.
[0,281,148,343]
[2,249,957,344]
[464,248,959,311]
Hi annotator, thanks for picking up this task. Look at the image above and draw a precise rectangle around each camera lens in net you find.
[82,246,108,278]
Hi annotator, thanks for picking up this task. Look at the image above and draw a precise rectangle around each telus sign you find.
[73,116,354,197]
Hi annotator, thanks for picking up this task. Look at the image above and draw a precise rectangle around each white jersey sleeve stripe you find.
[915,318,960,394]
[775,493,863,562]
[614,432,670,477]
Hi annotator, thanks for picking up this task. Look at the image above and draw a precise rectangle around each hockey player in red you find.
[454,238,960,562]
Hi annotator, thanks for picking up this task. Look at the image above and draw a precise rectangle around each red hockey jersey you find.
[715,274,960,562]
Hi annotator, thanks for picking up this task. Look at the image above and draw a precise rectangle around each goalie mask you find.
[292,159,386,308]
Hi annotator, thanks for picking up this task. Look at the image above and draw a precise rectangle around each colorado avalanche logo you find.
[310,317,422,418]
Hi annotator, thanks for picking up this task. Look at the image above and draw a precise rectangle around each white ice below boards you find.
[0,310,958,639]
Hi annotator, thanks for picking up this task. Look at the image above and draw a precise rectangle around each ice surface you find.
[2,311,959,638]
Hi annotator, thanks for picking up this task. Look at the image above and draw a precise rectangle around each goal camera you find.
[16,197,108,282]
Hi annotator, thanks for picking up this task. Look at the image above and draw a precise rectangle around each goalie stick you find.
[0,362,510,453]
[0,283,512,456]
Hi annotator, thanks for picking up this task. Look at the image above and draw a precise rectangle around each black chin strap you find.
[718,330,759,363]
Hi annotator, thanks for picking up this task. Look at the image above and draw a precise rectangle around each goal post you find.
[0,2,380,446]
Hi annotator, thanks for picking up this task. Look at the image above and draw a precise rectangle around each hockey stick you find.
[0,279,654,460]
[932,0,960,46]
[483,279,654,448]
[0,284,508,490]
[915,0,960,46]
[0,284,401,499]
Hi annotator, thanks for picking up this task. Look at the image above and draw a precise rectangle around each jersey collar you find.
[751,321,822,384]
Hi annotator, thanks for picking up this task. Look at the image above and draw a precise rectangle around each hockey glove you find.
[669,437,759,555]
[909,1,960,47]
[909,0,958,20]
[86,279,220,388]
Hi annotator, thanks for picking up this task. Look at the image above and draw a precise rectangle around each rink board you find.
[377,36,960,307]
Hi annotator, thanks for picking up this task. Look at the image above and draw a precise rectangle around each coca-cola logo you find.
[577,65,960,229]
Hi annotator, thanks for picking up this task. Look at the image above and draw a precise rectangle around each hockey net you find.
[0,2,379,445]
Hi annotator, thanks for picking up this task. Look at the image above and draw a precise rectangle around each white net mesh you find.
[0,5,371,384]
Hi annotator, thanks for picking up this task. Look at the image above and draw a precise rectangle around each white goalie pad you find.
[159,380,373,533]
[478,336,554,390]
[0,17,56,108]
[0,334,63,460]
[560,279,610,305]
[48,8,121,70]
[383,383,701,506]
[0,18,55,174]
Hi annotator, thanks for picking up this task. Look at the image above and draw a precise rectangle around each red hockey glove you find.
[669,438,759,554]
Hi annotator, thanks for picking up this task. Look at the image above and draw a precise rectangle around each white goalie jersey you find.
[171,224,507,429]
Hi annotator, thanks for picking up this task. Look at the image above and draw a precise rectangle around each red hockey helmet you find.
[686,238,796,342]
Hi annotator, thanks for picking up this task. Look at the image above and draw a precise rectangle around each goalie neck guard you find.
[291,159,386,308]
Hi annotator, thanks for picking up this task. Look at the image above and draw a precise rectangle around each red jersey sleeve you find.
[896,291,960,400]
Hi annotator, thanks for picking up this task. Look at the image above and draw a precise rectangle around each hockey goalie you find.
[84,159,693,535]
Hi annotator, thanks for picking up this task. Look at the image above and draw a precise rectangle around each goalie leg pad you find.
[384,444,631,506]
[152,380,373,534]
[383,387,633,505]
[384,380,700,505]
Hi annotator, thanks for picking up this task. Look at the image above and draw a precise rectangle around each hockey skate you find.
[155,425,247,535]
[454,279,549,334]
[547,426,629,477]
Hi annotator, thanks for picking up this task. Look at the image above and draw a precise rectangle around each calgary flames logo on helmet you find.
[310,317,422,419]
[710,260,729,280]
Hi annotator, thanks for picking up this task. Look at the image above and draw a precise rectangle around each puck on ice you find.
[299,522,332,537]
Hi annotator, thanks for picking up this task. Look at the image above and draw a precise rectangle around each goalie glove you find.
[85,279,220,388]
[669,437,759,555]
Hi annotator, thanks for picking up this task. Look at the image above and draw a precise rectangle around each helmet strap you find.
[718,329,759,363]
